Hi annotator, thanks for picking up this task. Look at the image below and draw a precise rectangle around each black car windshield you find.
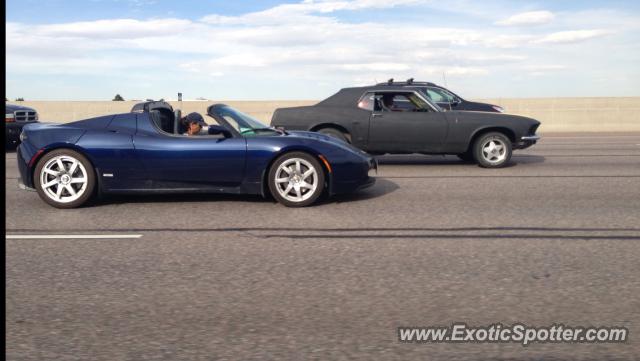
[408,91,443,112]
[213,105,278,136]
[422,87,458,104]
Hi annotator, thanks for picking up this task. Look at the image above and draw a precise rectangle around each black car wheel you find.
[268,152,325,207]
[472,132,512,168]
[317,128,350,143]
[34,149,96,208]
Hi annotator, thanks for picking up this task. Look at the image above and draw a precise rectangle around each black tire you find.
[317,127,350,143]
[268,152,325,207]
[457,152,474,162]
[472,132,512,168]
[34,149,96,208]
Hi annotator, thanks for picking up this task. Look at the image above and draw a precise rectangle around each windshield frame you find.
[207,104,279,137]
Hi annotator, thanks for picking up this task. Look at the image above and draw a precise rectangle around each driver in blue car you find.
[181,112,207,136]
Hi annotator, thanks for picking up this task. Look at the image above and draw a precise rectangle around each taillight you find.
[6,114,15,122]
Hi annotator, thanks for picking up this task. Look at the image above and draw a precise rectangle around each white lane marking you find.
[544,136,640,139]
[6,234,142,239]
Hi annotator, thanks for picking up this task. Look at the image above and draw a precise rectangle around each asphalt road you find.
[5,133,640,360]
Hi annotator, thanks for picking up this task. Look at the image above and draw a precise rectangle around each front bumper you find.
[514,134,541,149]
[330,156,377,195]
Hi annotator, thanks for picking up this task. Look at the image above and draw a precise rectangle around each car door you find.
[366,92,448,153]
[134,114,247,189]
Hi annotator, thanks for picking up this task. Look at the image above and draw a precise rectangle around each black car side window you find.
[372,92,433,112]
[357,93,375,111]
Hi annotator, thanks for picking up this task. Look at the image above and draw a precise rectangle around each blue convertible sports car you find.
[16,101,376,208]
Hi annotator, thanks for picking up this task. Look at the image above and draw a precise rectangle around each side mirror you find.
[451,98,461,106]
[208,125,232,138]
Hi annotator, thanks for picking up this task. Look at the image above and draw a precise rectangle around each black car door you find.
[366,92,448,153]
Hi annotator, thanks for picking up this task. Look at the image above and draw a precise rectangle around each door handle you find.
[371,113,383,118]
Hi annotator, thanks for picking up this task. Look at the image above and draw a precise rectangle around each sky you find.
[5,0,640,100]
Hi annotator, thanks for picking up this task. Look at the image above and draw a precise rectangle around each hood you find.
[286,130,370,155]
[6,104,36,113]
[287,130,340,142]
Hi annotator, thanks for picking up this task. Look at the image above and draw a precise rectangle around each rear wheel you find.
[472,132,512,168]
[34,149,96,208]
[317,128,350,143]
[268,152,325,207]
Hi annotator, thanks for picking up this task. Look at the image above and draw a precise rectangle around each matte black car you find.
[6,103,39,148]
[377,79,504,113]
[271,86,540,168]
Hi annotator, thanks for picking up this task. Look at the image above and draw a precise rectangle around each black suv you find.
[377,79,504,113]
[6,103,39,148]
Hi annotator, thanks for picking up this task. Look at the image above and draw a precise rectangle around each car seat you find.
[150,109,174,133]
[173,109,182,134]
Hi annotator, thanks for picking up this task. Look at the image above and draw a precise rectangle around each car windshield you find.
[212,105,278,136]
[422,87,457,103]
[406,91,443,112]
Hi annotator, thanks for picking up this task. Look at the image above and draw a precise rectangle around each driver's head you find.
[184,112,207,134]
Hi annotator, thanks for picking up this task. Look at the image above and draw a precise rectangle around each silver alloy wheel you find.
[274,158,319,203]
[481,139,507,164]
[39,155,88,203]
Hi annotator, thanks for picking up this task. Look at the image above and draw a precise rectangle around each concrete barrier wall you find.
[7,97,640,133]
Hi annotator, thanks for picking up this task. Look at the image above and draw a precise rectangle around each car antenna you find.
[406,78,414,85]
[387,78,394,85]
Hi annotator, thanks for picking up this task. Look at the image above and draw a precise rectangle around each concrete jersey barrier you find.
[6,97,640,133]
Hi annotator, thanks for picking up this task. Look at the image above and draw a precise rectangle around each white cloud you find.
[523,64,566,76]
[30,18,196,39]
[337,62,412,71]
[523,64,566,71]
[200,0,420,25]
[5,0,637,99]
[534,29,613,44]
[496,11,555,26]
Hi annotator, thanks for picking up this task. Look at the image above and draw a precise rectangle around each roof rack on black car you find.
[377,79,437,86]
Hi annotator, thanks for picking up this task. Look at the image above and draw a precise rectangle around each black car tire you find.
[317,128,350,143]
[472,132,512,168]
[457,152,474,162]
[268,152,325,207]
[34,149,96,209]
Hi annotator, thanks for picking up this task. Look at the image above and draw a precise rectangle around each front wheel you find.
[268,152,325,207]
[472,132,512,168]
[34,149,96,208]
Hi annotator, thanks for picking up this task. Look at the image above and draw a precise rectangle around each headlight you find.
[19,131,27,142]
[492,105,504,113]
